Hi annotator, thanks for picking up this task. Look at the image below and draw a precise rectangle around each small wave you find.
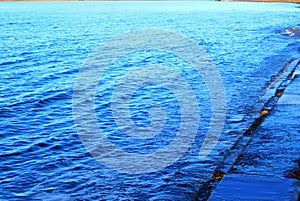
[0,57,29,66]
[0,150,23,158]
[33,192,72,201]
[0,107,15,118]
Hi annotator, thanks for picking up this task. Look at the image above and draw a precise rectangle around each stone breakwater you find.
[198,59,300,200]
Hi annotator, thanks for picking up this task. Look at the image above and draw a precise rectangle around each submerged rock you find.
[282,25,300,37]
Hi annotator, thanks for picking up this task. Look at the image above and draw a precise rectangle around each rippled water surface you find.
[1,2,300,200]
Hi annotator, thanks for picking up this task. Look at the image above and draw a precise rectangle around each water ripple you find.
[1,2,300,200]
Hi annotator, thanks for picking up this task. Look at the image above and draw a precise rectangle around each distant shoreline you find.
[0,0,299,2]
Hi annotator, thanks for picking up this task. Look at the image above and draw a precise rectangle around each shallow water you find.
[0,2,300,200]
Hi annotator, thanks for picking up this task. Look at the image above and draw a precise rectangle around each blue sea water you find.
[0,1,300,200]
